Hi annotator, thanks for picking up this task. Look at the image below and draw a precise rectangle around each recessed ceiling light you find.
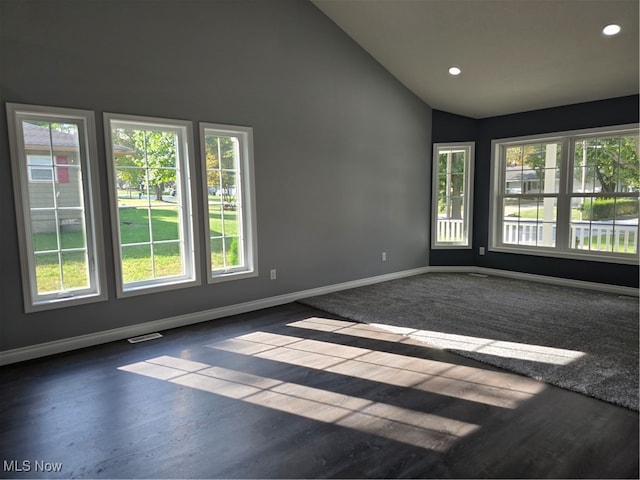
[602,24,621,36]
[448,66,461,76]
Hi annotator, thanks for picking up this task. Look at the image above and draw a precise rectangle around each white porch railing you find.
[569,222,637,253]
[502,221,544,246]
[437,218,465,242]
[502,220,638,254]
[437,219,638,254]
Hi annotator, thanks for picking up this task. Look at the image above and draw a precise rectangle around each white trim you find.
[426,265,638,296]
[474,267,638,296]
[104,113,202,298]
[6,103,108,312]
[489,125,639,263]
[2,265,637,366]
[491,123,639,146]
[199,122,258,283]
[431,142,475,249]
[489,244,639,265]
[0,267,428,366]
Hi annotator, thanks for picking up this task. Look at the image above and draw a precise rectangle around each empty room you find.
[0,0,638,478]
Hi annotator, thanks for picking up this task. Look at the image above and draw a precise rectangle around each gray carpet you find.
[300,273,639,410]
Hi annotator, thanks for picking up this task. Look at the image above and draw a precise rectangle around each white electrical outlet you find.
[270,269,277,280]
[381,252,387,261]
[479,246,485,255]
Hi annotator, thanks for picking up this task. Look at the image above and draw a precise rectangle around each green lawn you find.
[34,198,241,293]
[34,251,89,293]
[578,231,637,254]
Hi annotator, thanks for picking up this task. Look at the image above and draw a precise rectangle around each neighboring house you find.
[505,166,541,194]
[23,122,130,233]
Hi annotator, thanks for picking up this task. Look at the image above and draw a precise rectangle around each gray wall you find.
[0,0,432,351]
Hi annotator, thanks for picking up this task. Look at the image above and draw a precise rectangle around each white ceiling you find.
[312,0,639,118]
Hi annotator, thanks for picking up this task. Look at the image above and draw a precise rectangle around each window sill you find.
[431,244,472,250]
[209,269,258,284]
[489,245,639,265]
[117,277,201,299]
[27,291,108,313]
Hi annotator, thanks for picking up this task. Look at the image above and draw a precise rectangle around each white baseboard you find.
[1,265,636,366]
[0,266,430,366]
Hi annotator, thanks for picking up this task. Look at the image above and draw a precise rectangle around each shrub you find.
[582,198,638,221]
[228,237,239,266]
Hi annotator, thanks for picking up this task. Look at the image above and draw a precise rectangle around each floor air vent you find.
[127,332,163,344]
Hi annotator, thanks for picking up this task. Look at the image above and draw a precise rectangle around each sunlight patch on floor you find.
[118,356,479,452]
[369,323,586,365]
[118,317,553,453]
[289,317,584,366]
[281,317,546,406]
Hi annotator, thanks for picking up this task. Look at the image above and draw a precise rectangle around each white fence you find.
[437,219,465,242]
[502,221,544,246]
[569,222,637,253]
[437,219,638,253]
[502,220,637,253]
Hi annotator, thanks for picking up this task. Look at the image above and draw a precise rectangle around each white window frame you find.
[489,124,639,264]
[6,103,107,312]
[199,123,258,283]
[104,113,201,297]
[431,142,475,249]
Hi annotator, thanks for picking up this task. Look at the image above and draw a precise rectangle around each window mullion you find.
[214,138,227,270]
[235,138,246,266]
[555,138,572,252]
[494,145,505,249]
[143,134,156,279]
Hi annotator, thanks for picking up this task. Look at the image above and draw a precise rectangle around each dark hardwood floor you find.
[1,302,638,479]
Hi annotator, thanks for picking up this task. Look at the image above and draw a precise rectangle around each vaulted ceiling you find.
[312,0,639,118]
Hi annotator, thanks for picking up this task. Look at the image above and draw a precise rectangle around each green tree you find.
[116,156,145,198]
[438,151,465,219]
[512,137,639,194]
[575,136,639,193]
[522,144,547,183]
[113,128,178,201]
[205,134,237,204]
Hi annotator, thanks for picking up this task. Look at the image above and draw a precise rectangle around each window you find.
[490,125,639,263]
[432,142,474,248]
[28,155,54,182]
[200,123,257,282]
[571,134,639,255]
[105,114,200,296]
[499,140,562,249]
[6,104,107,311]
[27,154,72,183]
